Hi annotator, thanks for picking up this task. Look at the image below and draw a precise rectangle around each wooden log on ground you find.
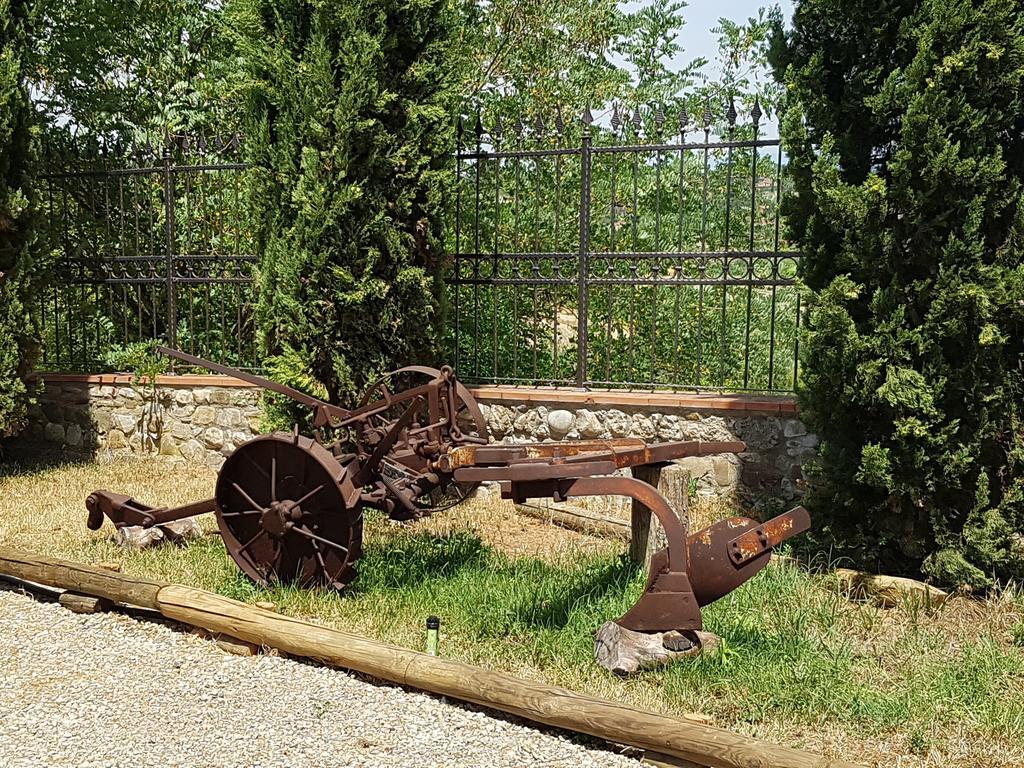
[0,546,164,610]
[58,591,114,614]
[833,568,948,608]
[514,501,631,539]
[0,547,863,768]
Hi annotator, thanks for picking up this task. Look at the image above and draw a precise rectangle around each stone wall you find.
[473,398,817,503]
[24,376,817,502]
[25,376,262,468]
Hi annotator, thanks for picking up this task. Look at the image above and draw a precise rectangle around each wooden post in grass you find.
[0,545,864,768]
[629,463,689,567]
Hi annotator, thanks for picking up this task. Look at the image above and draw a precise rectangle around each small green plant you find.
[104,340,169,389]
[1012,622,1024,648]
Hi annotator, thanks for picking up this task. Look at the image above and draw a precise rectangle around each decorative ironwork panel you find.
[39,132,258,372]
[448,98,804,392]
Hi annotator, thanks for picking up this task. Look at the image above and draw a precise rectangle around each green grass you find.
[2,452,1023,766]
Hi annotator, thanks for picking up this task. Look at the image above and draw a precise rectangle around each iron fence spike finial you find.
[679,105,690,134]
[631,106,642,131]
[457,115,464,140]
[474,111,484,139]
[610,103,621,131]
[582,106,593,126]
[555,106,565,135]
[513,116,524,136]
[751,96,762,127]
[492,115,503,141]
[702,101,713,128]
[198,133,208,153]
[654,103,665,132]
[727,97,737,127]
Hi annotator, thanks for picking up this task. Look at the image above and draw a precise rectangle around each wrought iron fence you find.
[39,132,257,372]
[447,99,804,392]
[39,101,803,393]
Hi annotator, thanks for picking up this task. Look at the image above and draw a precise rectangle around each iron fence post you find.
[576,123,592,388]
[162,143,177,365]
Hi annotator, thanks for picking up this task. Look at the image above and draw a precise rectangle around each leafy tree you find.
[773,0,1024,587]
[0,0,38,435]
[32,0,230,136]
[230,0,466,423]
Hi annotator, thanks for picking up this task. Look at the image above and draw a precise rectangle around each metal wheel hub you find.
[214,432,363,590]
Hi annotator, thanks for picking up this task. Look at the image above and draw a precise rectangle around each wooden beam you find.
[514,501,631,539]
[0,547,863,768]
[0,546,164,610]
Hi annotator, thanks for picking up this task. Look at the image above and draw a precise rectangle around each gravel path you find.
[0,586,639,768]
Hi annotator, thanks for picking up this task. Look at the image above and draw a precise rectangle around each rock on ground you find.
[0,586,640,768]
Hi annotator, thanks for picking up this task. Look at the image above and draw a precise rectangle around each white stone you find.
[546,409,574,435]
[115,525,164,549]
[574,409,604,438]
[193,405,217,425]
[161,517,204,542]
[192,388,212,404]
[44,422,65,443]
[216,407,243,428]
[605,409,632,438]
[171,421,192,440]
[594,621,718,675]
[210,389,232,405]
[654,414,683,441]
[65,423,83,447]
[485,403,512,438]
[111,413,137,434]
[712,456,738,488]
[630,413,656,441]
[174,390,193,406]
[783,419,807,438]
[513,409,548,439]
[179,439,205,463]
[202,427,225,449]
[106,429,128,449]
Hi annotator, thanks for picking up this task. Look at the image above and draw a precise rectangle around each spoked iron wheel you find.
[358,365,488,513]
[214,432,363,590]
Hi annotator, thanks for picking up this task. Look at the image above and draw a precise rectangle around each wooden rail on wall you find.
[0,547,860,768]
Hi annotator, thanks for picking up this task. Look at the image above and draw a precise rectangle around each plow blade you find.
[619,506,811,632]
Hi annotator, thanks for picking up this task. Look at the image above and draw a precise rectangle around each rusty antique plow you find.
[86,348,809,635]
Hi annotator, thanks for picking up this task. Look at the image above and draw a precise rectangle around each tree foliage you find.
[0,0,38,435]
[231,0,465,424]
[773,0,1024,587]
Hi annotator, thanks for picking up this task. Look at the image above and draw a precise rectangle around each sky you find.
[623,0,796,78]
[678,0,795,71]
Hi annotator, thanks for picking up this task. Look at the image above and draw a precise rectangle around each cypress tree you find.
[773,0,1024,587]
[0,0,37,435]
[231,0,464,423]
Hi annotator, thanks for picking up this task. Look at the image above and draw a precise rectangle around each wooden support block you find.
[642,750,706,768]
[629,464,690,567]
[215,634,259,656]
[58,591,114,614]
